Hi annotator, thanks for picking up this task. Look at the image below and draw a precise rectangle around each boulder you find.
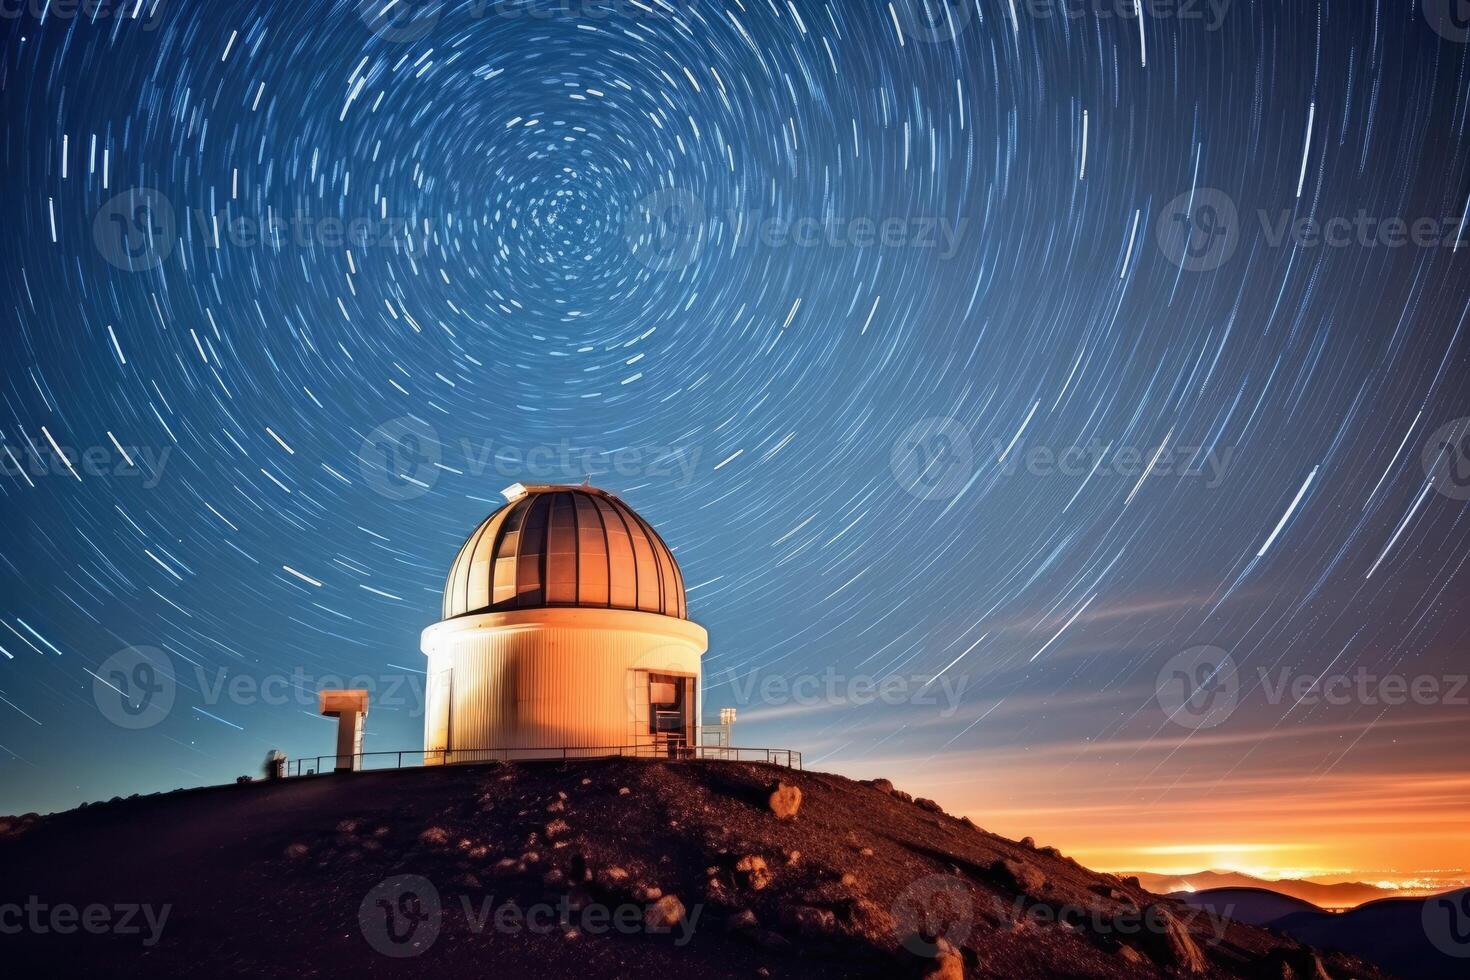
[767,783,802,821]
[1132,905,1208,975]
[735,854,771,890]
[993,859,1046,896]
[924,938,965,980]
[644,894,687,932]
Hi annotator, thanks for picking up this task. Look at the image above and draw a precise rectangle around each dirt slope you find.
[0,760,1389,979]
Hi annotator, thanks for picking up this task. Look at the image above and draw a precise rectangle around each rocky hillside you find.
[1,760,1390,978]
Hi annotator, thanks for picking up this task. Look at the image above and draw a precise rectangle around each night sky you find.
[2,0,1468,886]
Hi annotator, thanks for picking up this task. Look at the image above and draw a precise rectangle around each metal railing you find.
[285,743,802,777]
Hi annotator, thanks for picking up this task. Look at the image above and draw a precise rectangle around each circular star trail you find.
[1,0,1469,875]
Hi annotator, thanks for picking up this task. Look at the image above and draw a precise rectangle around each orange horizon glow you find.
[756,694,1470,895]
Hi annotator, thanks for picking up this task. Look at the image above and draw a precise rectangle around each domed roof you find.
[440,485,688,621]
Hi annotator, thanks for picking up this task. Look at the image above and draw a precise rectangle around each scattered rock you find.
[1018,837,1035,849]
[706,877,734,906]
[785,850,801,865]
[284,842,309,860]
[419,826,450,846]
[870,778,895,794]
[544,819,570,839]
[779,904,836,939]
[595,865,631,891]
[923,937,965,980]
[735,855,771,890]
[767,783,802,821]
[726,909,759,933]
[618,787,631,796]
[1268,947,1334,980]
[1130,905,1208,975]
[845,898,895,942]
[644,894,687,932]
[993,858,1046,896]
[915,798,944,814]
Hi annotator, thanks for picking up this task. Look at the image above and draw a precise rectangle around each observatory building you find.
[420,484,708,760]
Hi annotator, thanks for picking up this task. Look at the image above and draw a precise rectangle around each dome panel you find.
[440,485,689,621]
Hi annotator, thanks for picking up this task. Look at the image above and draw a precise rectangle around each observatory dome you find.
[439,485,688,621]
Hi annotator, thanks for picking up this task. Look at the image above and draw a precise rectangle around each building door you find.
[648,673,691,756]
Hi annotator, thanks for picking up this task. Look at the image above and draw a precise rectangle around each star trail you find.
[1,0,1469,883]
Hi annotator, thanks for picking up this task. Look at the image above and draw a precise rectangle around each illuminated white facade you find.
[421,485,707,760]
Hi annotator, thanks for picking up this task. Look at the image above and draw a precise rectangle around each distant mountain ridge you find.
[1179,885,1470,980]
[1124,870,1403,910]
